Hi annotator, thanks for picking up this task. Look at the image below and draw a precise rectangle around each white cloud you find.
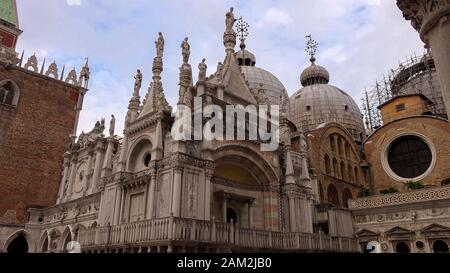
[15,0,425,136]
[255,8,293,29]
[66,0,81,6]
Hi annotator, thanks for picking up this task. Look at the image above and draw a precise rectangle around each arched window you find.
[340,161,346,180]
[318,181,324,202]
[6,233,29,254]
[345,143,350,159]
[338,138,344,155]
[330,136,336,152]
[333,158,339,178]
[348,165,354,182]
[324,154,331,175]
[342,188,353,208]
[433,240,449,253]
[0,80,20,106]
[395,242,410,253]
[327,184,340,207]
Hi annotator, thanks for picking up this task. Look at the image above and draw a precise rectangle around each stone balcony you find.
[78,217,359,253]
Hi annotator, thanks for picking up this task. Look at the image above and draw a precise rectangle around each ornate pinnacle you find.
[305,34,318,64]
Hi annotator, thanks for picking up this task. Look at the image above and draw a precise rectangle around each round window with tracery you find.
[387,135,432,179]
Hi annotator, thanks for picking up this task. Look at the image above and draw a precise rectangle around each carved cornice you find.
[397,0,450,41]
[349,185,450,210]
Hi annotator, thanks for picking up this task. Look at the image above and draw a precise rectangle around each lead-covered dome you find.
[236,42,290,113]
[290,60,365,142]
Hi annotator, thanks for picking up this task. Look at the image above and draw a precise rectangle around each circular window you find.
[383,133,436,182]
[387,135,432,179]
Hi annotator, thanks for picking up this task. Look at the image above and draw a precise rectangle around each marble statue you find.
[155,32,165,58]
[181,37,190,64]
[225,7,236,33]
[109,115,115,137]
[198,58,207,81]
[134,69,143,94]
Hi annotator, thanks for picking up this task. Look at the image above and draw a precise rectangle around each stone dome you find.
[300,63,330,86]
[236,43,290,113]
[235,43,256,66]
[290,61,365,142]
[240,66,290,111]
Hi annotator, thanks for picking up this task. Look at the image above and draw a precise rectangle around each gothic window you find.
[0,80,19,106]
[330,136,336,152]
[333,158,339,178]
[338,137,343,156]
[340,161,346,180]
[342,188,353,208]
[324,154,331,175]
[327,184,340,207]
[387,135,432,179]
[345,142,350,159]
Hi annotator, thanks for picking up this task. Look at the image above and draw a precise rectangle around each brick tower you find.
[0,0,89,225]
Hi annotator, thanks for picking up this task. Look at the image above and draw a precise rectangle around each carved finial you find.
[40,58,46,74]
[18,50,24,67]
[198,58,207,81]
[305,34,318,64]
[79,58,90,88]
[60,65,66,81]
[181,37,190,64]
[45,61,59,79]
[24,53,39,72]
[65,67,79,85]
[155,32,164,58]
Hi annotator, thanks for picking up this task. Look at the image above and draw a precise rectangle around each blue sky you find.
[16,0,424,135]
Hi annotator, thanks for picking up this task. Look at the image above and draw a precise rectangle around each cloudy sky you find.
[16,0,424,135]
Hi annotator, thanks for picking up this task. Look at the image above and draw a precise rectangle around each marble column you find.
[172,167,183,217]
[204,169,213,221]
[66,154,79,201]
[146,171,156,219]
[288,197,296,232]
[113,187,122,225]
[92,141,106,193]
[222,196,228,222]
[397,1,450,114]
[57,156,71,204]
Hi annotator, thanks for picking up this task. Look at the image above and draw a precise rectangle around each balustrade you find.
[78,216,359,252]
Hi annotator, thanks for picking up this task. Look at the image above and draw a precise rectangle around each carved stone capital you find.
[397,0,450,42]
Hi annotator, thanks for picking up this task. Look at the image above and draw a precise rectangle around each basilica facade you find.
[1,2,450,254]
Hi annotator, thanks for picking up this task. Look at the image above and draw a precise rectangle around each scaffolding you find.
[362,50,445,132]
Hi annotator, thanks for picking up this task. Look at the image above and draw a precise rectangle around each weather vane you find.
[305,34,318,63]
[235,17,250,42]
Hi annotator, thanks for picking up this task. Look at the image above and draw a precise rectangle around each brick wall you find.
[0,65,82,224]
[364,116,450,193]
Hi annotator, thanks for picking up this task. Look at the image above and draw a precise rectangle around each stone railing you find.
[349,185,450,210]
[78,217,358,252]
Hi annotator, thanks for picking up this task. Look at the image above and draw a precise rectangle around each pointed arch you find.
[342,188,353,208]
[58,226,73,252]
[327,184,340,207]
[38,230,50,253]
[3,230,31,253]
[0,79,20,106]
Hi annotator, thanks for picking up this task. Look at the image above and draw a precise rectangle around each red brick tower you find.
[0,0,89,224]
